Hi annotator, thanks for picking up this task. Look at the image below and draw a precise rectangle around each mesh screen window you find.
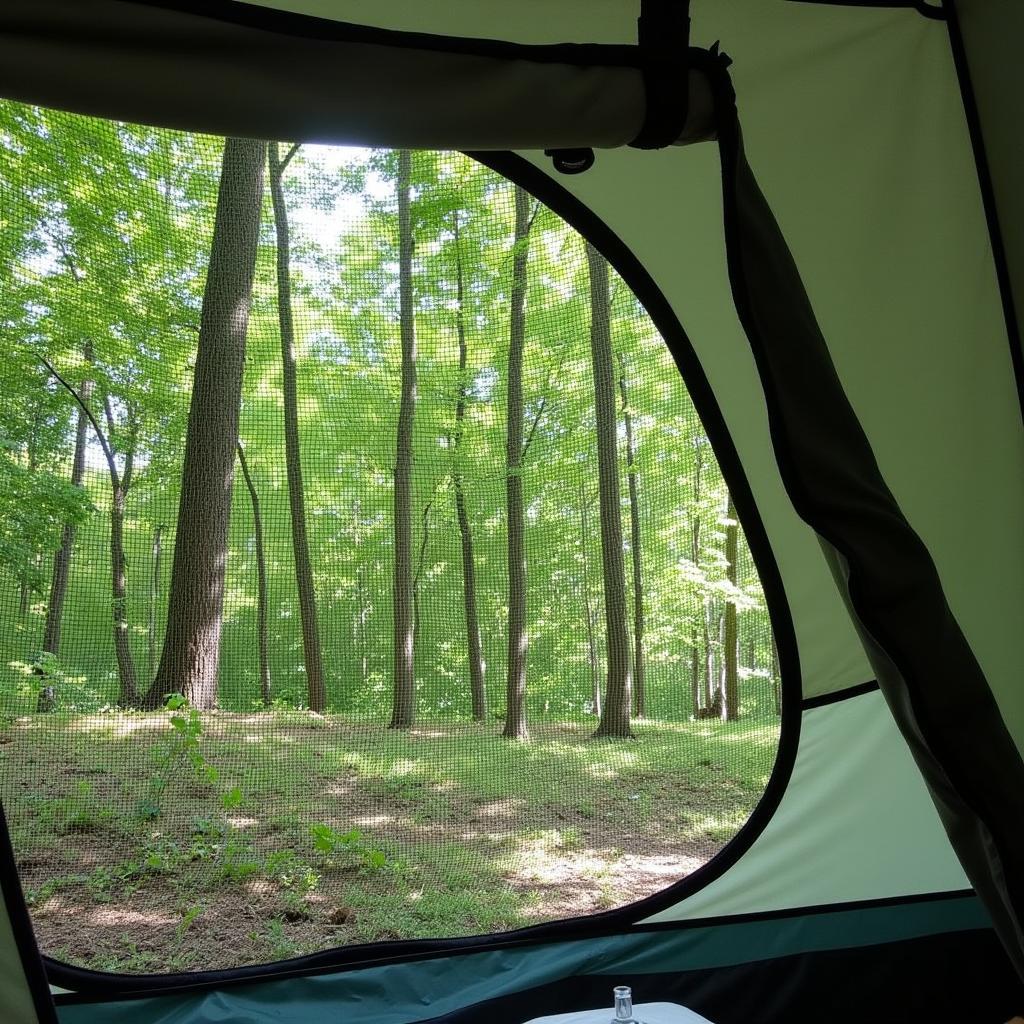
[0,107,781,973]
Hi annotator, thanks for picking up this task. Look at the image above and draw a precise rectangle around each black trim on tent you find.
[942,0,1024,424]
[39,129,802,996]
[46,892,986,1005]
[800,680,879,709]
[706,47,1024,979]
[0,802,59,1024]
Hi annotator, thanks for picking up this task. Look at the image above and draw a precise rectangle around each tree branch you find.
[39,356,119,485]
[49,232,83,282]
[280,142,301,174]
[521,396,548,458]
[521,337,570,460]
[270,142,302,180]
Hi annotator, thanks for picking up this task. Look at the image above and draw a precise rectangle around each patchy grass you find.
[0,710,778,973]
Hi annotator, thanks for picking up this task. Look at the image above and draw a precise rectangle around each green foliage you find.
[25,780,113,834]
[0,101,782,972]
[310,823,389,871]
[7,653,105,712]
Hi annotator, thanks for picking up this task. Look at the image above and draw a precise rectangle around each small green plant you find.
[249,918,302,961]
[215,837,261,883]
[28,781,114,833]
[310,824,388,871]
[141,696,242,821]
[142,837,184,873]
[175,903,204,943]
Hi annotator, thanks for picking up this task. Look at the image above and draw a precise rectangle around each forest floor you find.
[0,710,778,974]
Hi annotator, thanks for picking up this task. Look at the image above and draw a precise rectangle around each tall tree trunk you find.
[111,467,140,708]
[587,244,634,740]
[618,354,645,718]
[148,138,266,710]
[147,524,163,683]
[451,212,487,722]
[722,493,739,721]
[390,149,417,729]
[42,342,93,656]
[579,481,601,718]
[502,185,531,741]
[237,443,271,707]
[268,142,325,713]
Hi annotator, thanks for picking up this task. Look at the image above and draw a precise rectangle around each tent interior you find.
[0,1,1023,1022]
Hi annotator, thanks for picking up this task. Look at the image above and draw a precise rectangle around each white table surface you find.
[523,1001,714,1024]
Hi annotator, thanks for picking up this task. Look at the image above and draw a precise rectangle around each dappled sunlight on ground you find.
[0,709,778,972]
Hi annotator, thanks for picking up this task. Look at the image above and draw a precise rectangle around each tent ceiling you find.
[233,0,935,46]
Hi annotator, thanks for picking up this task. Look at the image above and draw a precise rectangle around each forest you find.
[0,103,781,970]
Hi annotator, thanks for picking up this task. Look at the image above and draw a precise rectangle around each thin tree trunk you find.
[356,563,369,686]
[412,499,433,653]
[579,481,601,718]
[148,138,266,710]
[20,407,43,623]
[147,524,163,683]
[618,354,645,718]
[701,601,717,717]
[107,398,140,708]
[268,142,325,714]
[390,149,417,729]
[588,244,633,740]
[502,185,532,741]
[39,361,140,706]
[237,443,271,707]
[771,635,781,715]
[451,212,487,722]
[111,475,139,707]
[42,342,93,656]
[689,624,701,718]
[689,441,713,719]
[722,493,739,721]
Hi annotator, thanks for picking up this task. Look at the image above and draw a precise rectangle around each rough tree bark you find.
[40,361,140,706]
[587,244,634,740]
[722,492,740,721]
[268,142,325,713]
[41,340,93,657]
[451,211,487,722]
[147,137,266,710]
[618,354,645,718]
[237,443,271,707]
[390,149,417,729]
[502,185,532,741]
